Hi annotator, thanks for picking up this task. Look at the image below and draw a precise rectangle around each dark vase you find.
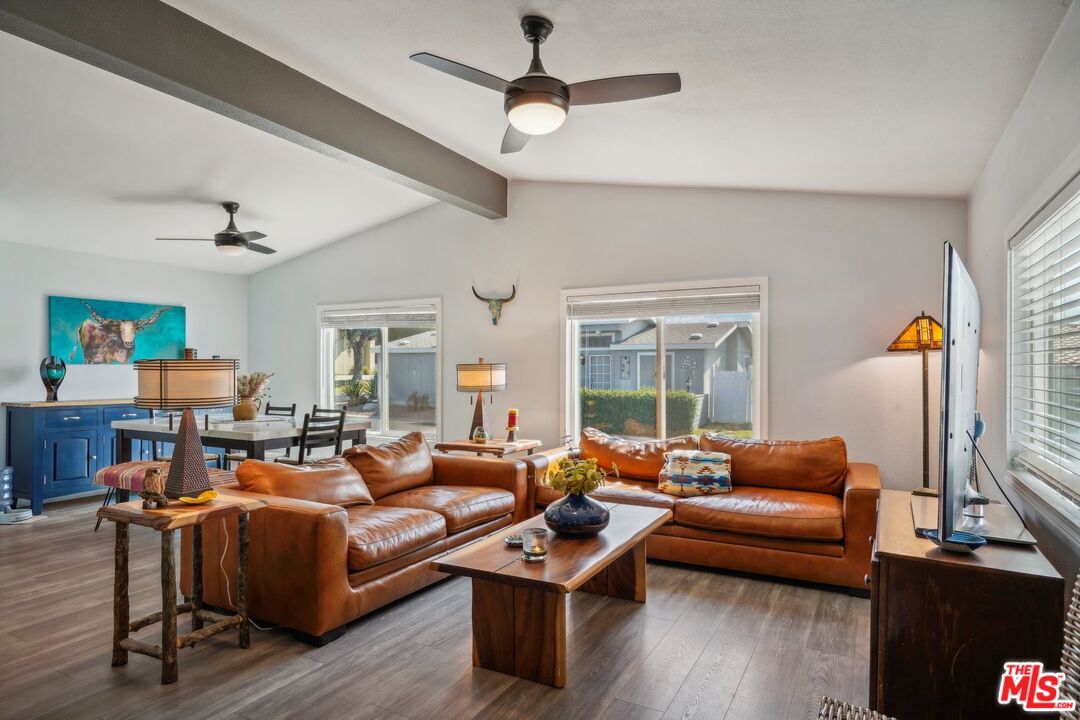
[39,356,67,402]
[544,491,610,536]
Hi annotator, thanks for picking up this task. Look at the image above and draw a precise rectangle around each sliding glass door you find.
[319,301,440,440]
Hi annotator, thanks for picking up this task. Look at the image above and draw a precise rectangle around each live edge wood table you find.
[433,438,542,457]
[96,493,266,684]
[432,503,671,687]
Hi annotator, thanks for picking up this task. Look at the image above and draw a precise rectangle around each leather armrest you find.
[521,446,578,510]
[842,462,882,574]
[181,489,353,637]
[431,454,529,522]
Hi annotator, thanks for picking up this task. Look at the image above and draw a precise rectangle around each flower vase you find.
[543,491,610,536]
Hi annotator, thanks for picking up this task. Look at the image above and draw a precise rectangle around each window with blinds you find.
[563,280,765,443]
[318,300,440,440]
[1009,183,1080,500]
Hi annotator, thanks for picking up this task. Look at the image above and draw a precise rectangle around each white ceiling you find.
[169,0,1068,197]
[0,32,435,275]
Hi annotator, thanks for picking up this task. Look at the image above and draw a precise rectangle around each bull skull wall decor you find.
[472,285,516,325]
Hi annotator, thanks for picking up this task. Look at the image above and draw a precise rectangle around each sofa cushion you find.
[698,435,848,496]
[579,427,697,480]
[343,431,433,500]
[377,485,514,533]
[673,486,843,541]
[657,450,732,496]
[235,457,373,507]
[344,504,446,571]
[535,478,675,510]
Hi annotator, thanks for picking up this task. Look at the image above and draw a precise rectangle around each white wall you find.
[967,1,1080,475]
[966,2,1080,579]
[250,181,965,489]
[0,240,248,461]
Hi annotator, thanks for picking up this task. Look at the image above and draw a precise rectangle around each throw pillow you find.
[657,450,732,496]
[236,457,373,507]
[579,427,697,480]
[343,430,433,500]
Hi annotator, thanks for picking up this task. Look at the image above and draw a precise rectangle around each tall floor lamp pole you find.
[887,311,943,496]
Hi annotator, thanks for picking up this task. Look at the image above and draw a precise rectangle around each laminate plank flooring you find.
[0,499,871,720]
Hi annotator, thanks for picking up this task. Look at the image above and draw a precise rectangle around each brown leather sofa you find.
[179,432,528,644]
[525,429,880,590]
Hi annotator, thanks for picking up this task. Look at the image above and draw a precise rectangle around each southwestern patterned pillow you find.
[657,450,732,496]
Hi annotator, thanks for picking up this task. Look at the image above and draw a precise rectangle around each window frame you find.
[586,353,612,389]
[560,277,768,442]
[316,297,442,441]
[1006,169,1080,503]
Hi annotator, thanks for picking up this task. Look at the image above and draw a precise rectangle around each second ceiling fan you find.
[411,15,681,154]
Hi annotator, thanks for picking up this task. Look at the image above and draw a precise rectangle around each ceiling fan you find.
[156,201,274,256]
[411,15,681,154]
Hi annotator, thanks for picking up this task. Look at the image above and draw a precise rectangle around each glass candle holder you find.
[522,527,548,562]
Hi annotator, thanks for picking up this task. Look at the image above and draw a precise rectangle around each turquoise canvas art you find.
[49,296,186,365]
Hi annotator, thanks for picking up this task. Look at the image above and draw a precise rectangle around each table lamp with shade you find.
[886,311,943,496]
[456,358,506,442]
[134,358,237,499]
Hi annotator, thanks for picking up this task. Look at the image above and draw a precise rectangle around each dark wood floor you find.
[0,498,870,720]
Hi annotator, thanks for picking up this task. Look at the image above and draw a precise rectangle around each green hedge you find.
[580,388,699,437]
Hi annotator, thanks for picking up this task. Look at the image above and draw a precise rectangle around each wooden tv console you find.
[870,489,1064,719]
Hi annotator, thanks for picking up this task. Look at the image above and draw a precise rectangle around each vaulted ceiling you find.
[0,1,1069,273]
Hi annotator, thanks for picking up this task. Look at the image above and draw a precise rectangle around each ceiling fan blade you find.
[500,125,531,154]
[236,231,267,242]
[410,52,512,93]
[156,237,214,242]
[246,242,277,255]
[568,73,681,106]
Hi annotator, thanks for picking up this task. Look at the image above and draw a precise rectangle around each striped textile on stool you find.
[94,461,235,493]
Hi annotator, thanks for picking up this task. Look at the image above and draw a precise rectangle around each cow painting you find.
[69,301,171,364]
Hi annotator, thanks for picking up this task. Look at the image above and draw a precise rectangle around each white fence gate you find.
[708,371,752,424]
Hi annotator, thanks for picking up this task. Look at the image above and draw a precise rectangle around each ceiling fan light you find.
[216,243,246,257]
[507,99,566,135]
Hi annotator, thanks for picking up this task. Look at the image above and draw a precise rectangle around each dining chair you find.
[819,571,1080,720]
[225,402,297,468]
[274,406,346,465]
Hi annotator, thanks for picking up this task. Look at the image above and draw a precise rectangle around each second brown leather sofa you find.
[525,429,880,590]
[180,432,528,644]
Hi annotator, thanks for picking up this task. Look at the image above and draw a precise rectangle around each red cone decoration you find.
[164,407,213,499]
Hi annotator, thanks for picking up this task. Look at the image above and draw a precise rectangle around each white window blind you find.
[1010,185,1080,500]
[319,304,437,329]
[566,284,760,320]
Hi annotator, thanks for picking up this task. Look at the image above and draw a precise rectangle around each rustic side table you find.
[433,439,542,457]
[97,493,266,684]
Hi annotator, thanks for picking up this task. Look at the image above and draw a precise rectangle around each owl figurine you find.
[140,466,169,509]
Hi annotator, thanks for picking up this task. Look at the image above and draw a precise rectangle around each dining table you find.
[110,414,371,500]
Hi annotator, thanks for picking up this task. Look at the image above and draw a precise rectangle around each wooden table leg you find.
[237,512,250,649]
[471,578,567,687]
[191,524,203,631]
[161,529,178,684]
[111,522,129,667]
[250,441,266,461]
[605,539,647,602]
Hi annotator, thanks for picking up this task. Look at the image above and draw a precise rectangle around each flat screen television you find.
[931,241,986,551]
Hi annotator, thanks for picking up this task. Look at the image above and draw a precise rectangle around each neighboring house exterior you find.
[580,319,753,424]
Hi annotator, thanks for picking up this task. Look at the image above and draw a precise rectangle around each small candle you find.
[507,408,519,428]
[522,527,548,562]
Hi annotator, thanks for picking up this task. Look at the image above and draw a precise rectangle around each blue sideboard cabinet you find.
[4,400,153,515]
[4,400,232,515]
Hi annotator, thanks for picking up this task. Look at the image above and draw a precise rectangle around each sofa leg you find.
[296,625,346,647]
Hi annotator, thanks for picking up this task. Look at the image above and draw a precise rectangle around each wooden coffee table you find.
[432,503,671,687]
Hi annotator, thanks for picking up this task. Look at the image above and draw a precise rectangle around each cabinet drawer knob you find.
[62,415,81,421]
[122,413,138,418]
[864,574,872,586]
